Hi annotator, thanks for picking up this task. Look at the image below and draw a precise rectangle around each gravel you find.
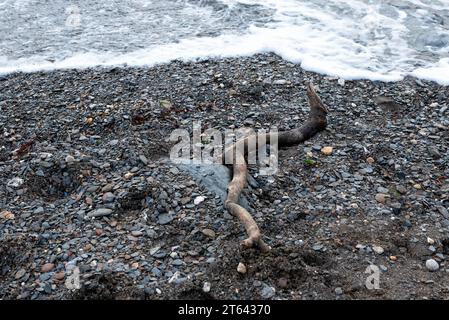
[0,53,448,300]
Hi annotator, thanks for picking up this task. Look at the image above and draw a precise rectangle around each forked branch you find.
[224,82,328,252]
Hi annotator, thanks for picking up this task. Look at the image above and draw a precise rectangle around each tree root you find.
[224,82,328,252]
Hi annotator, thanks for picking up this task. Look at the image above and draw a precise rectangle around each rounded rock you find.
[0,211,14,220]
[54,272,66,281]
[425,259,439,272]
[65,155,75,163]
[321,146,333,156]
[375,193,389,204]
[88,208,113,217]
[194,196,206,205]
[203,282,211,293]
[237,262,247,274]
[41,263,55,273]
[372,245,384,255]
[202,228,216,239]
[102,192,115,203]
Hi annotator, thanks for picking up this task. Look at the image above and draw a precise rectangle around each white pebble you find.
[65,155,75,163]
[194,196,205,205]
[426,259,439,272]
[7,177,24,188]
[372,245,384,255]
[203,282,211,293]
[237,262,247,274]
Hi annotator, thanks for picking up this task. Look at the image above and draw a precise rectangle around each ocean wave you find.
[0,0,448,84]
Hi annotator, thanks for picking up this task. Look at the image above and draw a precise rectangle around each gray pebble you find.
[158,213,174,225]
[88,208,113,217]
[34,207,44,214]
[260,284,275,299]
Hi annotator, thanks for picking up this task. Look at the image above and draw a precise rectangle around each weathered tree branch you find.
[224,82,328,252]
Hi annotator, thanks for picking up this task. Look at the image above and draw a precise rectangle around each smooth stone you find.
[65,155,75,163]
[102,184,114,192]
[237,262,247,274]
[375,193,388,204]
[260,284,275,299]
[403,220,412,227]
[277,277,288,288]
[202,228,216,238]
[15,269,26,279]
[0,211,14,220]
[86,186,99,193]
[396,185,407,194]
[377,187,389,194]
[54,272,65,280]
[273,79,287,85]
[287,212,299,221]
[171,259,184,266]
[7,177,24,188]
[151,267,162,277]
[426,259,439,272]
[88,208,113,217]
[39,161,53,168]
[321,146,333,155]
[41,263,54,273]
[158,213,174,225]
[40,273,52,282]
[102,192,115,203]
[34,207,44,214]
[203,282,211,293]
[194,196,205,205]
[372,245,384,254]
[139,155,149,165]
[360,167,373,174]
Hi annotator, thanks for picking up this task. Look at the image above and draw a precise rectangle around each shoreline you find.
[1,53,449,88]
[1,53,448,300]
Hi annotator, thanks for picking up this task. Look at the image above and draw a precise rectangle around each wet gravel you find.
[1,53,449,300]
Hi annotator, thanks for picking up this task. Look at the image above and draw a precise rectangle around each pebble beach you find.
[1,53,449,299]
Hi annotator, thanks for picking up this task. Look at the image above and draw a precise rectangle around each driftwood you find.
[224,82,328,252]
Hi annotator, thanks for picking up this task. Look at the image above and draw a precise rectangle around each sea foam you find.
[0,0,448,84]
